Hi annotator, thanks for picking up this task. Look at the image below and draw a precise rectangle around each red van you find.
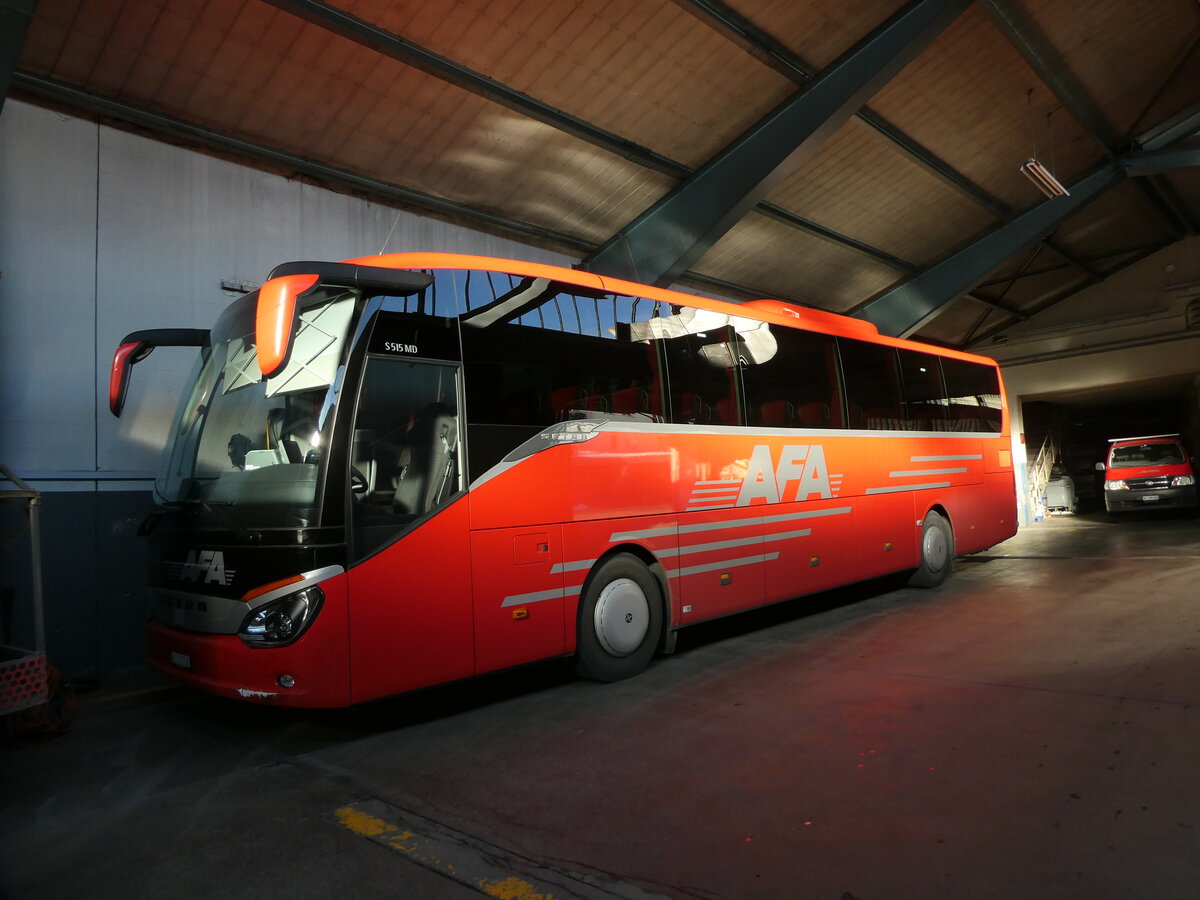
[1098,434,1197,514]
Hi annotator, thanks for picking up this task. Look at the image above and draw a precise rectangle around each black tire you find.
[908,510,953,588]
[576,553,663,682]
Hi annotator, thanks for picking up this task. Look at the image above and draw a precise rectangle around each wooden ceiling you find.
[11,0,1200,347]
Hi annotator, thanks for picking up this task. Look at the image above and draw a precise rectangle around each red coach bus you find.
[110,253,1017,707]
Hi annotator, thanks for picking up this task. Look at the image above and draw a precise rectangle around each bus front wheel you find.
[576,553,663,682]
[908,510,953,588]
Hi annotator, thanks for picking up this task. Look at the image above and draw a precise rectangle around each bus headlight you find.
[1172,475,1195,487]
[1104,480,1128,491]
[239,586,324,647]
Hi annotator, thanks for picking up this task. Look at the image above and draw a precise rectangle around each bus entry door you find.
[471,526,565,674]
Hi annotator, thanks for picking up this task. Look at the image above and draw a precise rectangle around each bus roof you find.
[341,251,1001,366]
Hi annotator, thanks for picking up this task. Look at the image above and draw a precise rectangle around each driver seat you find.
[393,403,458,515]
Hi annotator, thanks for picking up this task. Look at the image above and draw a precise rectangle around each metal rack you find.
[1,464,48,715]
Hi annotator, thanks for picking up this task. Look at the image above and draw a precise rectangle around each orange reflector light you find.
[809,556,820,567]
[242,574,306,603]
[719,573,732,586]
[256,273,319,378]
[512,608,529,620]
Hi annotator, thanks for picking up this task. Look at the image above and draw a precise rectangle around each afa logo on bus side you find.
[737,444,836,505]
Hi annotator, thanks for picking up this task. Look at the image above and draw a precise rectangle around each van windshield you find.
[1110,442,1186,469]
[154,285,358,528]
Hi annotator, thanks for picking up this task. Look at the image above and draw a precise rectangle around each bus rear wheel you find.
[908,510,953,588]
[576,553,663,682]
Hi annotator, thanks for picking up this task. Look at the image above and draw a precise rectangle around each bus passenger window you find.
[898,349,948,431]
[461,278,669,476]
[660,326,742,425]
[839,340,902,431]
[942,357,1003,432]
[739,326,841,429]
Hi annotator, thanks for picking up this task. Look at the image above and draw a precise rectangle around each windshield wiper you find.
[146,499,261,544]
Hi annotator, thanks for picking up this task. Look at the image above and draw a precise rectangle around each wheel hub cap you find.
[924,526,948,571]
[594,578,649,657]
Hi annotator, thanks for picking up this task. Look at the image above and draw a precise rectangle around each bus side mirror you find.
[110,339,154,417]
[109,329,210,417]
[1094,462,1106,472]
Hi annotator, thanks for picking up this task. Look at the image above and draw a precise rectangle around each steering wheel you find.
[349,466,370,498]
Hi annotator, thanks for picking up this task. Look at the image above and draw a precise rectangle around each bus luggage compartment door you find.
[471,526,566,674]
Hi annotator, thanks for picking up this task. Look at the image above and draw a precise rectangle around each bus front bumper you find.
[147,619,351,708]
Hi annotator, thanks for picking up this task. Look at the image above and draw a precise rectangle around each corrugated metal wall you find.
[0,99,579,682]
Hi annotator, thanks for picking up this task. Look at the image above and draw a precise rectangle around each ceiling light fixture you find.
[1020,157,1069,197]
[1020,89,1070,198]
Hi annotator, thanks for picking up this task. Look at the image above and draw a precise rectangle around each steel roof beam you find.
[262,0,690,179]
[1133,99,1200,151]
[268,0,923,279]
[675,0,1010,219]
[852,164,1123,338]
[967,239,1175,347]
[10,71,596,254]
[1123,143,1200,176]
[585,0,971,286]
[0,0,36,117]
[269,0,1103,294]
[677,0,1106,289]
[983,0,1194,239]
[11,70,812,302]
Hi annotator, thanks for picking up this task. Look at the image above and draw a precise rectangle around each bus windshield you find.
[155,284,358,528]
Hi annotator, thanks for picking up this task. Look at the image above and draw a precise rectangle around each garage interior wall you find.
[0,100,579,683]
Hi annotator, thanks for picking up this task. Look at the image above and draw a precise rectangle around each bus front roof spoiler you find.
[256,262,434,379]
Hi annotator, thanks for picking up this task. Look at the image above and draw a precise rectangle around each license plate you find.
[1141,495,1160,502]
[170,651,192,669]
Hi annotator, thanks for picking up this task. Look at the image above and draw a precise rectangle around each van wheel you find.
[576,554,663,682]
[908,510,953,588]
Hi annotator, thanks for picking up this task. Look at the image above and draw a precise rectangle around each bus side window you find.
[898,348,948,432]
[838,339,902,431]
[461,281,669,478]
[660,326,742,426]
[942,357,1003,433]
[739,326,841,429]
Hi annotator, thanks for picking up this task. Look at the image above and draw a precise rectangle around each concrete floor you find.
[3,506,1200,900]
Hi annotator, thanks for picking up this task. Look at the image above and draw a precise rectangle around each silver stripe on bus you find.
[764,529,813,543]
[763,507,851,523]
[695,479,741,486]
[888,467,968,477]
[549,558,598,575]
[911,454,982,461]
[555,525,817,577]
[609,505,852,543]
[658,534,766,558]
[865,482,951,494]
[666,553,780,578]
[690,486,742,495]
[500,586,568,608]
